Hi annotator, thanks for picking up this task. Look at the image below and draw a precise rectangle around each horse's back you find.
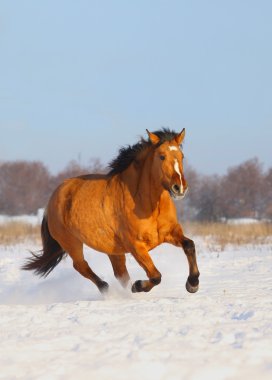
[48,173,111,223]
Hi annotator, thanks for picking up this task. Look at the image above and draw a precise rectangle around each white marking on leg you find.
[169,146,178,151]
[174,159,183,191]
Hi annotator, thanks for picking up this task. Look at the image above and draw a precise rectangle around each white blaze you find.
[174,159,183,191]
[169,146,178,151]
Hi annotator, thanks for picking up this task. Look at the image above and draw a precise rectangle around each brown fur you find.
[23,129,200,294]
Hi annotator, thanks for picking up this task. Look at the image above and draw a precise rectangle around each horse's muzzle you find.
[170,185,188,199]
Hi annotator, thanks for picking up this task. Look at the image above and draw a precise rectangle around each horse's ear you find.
[146,129,160,145]
[175,128,185,145]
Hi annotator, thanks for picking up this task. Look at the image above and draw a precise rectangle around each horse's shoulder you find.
[159,192,177,215]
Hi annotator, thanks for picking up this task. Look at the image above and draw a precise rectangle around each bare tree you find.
[0,161,51,215]
[50,158,106,190]
[219,158,263,219]
[178,164,201,221]
[0,156,270,220]
[262,168,272,219]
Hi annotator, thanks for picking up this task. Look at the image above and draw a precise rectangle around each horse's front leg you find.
[130,242,161,293]
[166,224,200,293]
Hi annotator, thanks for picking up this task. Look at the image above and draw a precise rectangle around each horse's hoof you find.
[99,281,109,294]
[131,280,144,293]
[186,279,199,293]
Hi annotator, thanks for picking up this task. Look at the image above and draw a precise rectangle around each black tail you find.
[22,215,67,277]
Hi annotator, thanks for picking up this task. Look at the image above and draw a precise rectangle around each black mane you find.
[108,128,178,175]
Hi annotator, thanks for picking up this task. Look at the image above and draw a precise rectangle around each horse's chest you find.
[123,197,177,250]
[136,220,171,249]
[137,229,159,248]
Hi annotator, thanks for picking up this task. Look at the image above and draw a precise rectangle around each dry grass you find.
[0,221,40,245]
[0,220,271,250]
[184,221,272,250]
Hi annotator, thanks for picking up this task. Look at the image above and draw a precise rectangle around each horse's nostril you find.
[172,184,180,193]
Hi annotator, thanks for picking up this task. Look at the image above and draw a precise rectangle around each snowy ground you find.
[0,238,272,380]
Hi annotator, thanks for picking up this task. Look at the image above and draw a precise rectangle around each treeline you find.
[179,158,272,221]
[0,157,271,221]
[0,159,105,215]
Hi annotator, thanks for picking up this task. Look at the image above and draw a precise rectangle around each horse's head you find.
[147,129,188,199]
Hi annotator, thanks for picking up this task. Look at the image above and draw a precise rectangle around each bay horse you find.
[23,128,200,295]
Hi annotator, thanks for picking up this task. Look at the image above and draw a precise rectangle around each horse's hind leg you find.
[56,233,109,294]
[108,254,130,288]
[73,258,109,294]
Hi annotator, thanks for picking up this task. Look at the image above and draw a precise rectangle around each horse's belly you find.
[82,227,126,255]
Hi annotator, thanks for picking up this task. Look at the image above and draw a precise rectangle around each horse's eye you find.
[160,155,165,161]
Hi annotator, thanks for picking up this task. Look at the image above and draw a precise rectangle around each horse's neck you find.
[119,151,163,213]
[138,155,162,204]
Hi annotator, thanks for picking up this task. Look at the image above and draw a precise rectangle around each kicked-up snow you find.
[0,239,271,380]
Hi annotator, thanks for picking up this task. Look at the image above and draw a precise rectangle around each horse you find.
[22,128,200,295]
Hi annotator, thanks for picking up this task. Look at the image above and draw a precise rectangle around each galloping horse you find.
[23,128,200,294]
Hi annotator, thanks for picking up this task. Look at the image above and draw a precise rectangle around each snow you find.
[224,218,266,225]
[0,239,272,380]
[0,209,44,226]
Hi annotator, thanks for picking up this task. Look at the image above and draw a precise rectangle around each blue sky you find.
[1,0,271,174]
